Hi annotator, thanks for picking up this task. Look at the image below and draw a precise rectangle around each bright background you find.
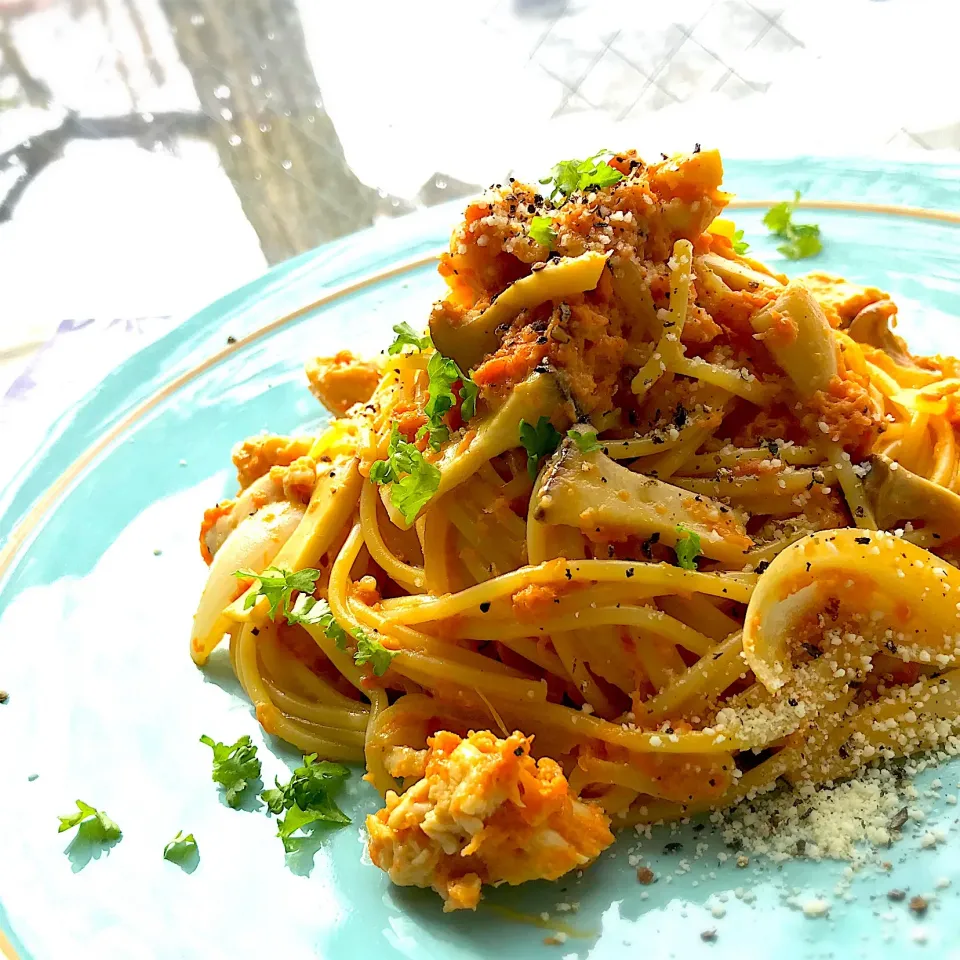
[1,0,959,403]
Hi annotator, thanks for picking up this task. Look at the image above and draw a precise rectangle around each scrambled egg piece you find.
[306,350,381,415]
[366,729,614,912]
[232,434,314,490]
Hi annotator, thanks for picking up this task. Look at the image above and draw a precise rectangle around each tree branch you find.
[0,110,212,223]
[0,22,52,108]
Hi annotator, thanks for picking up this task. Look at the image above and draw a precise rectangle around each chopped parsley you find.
[460,376,479,422]
[199,734,261,808]
[163,831,198,864]
[528,215,556,248]
[369,424,441,524]
[387,321,432,355]
[519,417,562,479]
[675,526,702,570]
[567,426,600,453]
[354,629,397,676]
[732,228,749,255]
[540,151,624,203]
[234,566,320,621]
[763,191,822,260]
[262,754,351,853]
[58,800,121,841]
[289,595,393,674]
[287,594,349,649]
[419,352,479,448]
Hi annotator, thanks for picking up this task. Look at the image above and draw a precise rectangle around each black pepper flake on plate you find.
[663,842,683,854]
[226,335,237,344]
[700,929,717,943]
[887,889,906,902]
[889,807,909,831]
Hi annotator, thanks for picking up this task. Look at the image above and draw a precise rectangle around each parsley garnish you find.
[287,594,349,649]
[675,526,702,570]
[420,352,479,448]
[387,321,432,355]
[529,215,556,248]
[234,566,320,621]
[567,426,600,453]
[732,228,749,255]
[163,831,198,864]
[58,801,121,841]
[519,417,562,479]
[289,595,394,674]
[540,151,623,203]
[460,377,479,422]
[762,191,822,260]
[354,628,397,676]
[261,754,351,853]
[370,424,441,524]
[199,734,261,808]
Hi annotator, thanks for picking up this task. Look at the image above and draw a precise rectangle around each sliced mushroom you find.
[863,453,960,541]
[191,496,306,666]
[608,254,659,340]
[429,251,608,371]
[534,439,752,564]
[192,453,361,664]
[699,252,784,292]
[750,281,837,396]
[743,528,960,692]
[846,300,918,369]
[380,371,571,529]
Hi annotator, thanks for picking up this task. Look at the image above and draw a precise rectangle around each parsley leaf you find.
[567,426,600,454]
[387,321,432,356]
[762,191,822,260]
[539,151,624,202]
[777,223,822,261]
[287,595,349,649]
[261,754,351,853]
[519,417,562,479]
[675,526,702,571]
[234,566,320,621]
[58,800,121,841]
[354,629,397,676]
[199,734,261,808]
[460,377,479,422]
[422,352,460,447]
[163,831,198,864]
[287,594,393,674]
[419,352,480,448]
[732,228,749,255]
[528,215,556,248]
[369,424,441,524]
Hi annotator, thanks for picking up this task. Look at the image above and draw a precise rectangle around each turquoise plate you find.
[2,158,960,960]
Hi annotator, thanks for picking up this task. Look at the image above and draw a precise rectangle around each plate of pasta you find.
[2,150,960,960]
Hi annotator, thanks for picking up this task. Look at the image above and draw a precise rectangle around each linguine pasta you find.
[190,148,960,910]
